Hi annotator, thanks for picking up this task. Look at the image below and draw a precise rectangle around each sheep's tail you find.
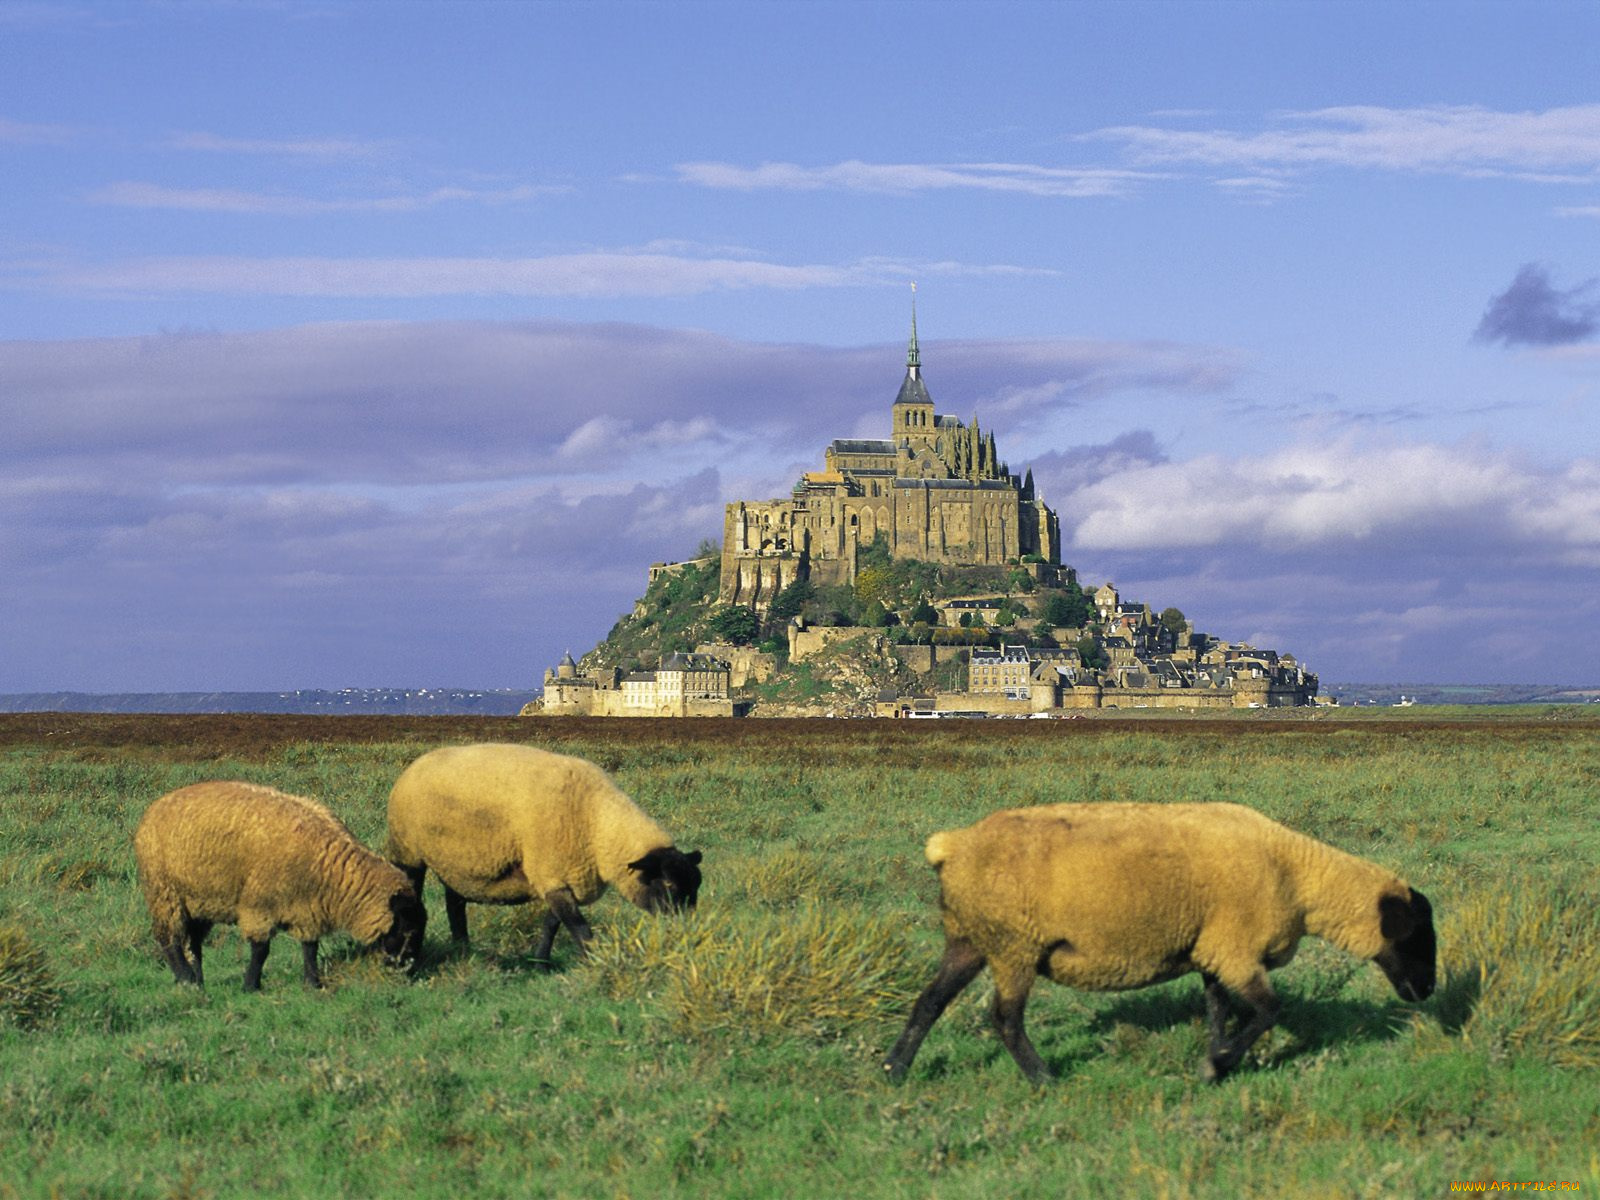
[925,830,954,869]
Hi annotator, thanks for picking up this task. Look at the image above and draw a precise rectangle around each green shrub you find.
[0,924,62,1029]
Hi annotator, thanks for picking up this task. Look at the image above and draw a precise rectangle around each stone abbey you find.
[719,307,1060,609]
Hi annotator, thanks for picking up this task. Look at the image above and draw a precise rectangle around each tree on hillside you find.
[854,565,893,609]
[1040,588,1093,629]
[908,599,940,626]
[863,599,898,627]
[1160,607,1187,636]
[1076,636,1108,670]
[707,605,759,646]
[765,578,815,628]
[1006,567,1035,594]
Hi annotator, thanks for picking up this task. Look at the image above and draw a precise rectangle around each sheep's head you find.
[1372,888,1436,1002]
[379,888,428,974]
[626,846,703,914]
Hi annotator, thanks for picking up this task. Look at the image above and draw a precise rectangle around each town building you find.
[539,650,738,717]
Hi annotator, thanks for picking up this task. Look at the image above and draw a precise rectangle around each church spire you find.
[907,282,920,378]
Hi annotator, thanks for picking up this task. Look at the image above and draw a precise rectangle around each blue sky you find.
[4,0,1599,691]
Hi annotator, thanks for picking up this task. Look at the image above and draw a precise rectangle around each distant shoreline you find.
[1,683,1595,715]
[0,689,539,716]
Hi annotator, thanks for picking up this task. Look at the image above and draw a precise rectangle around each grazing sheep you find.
[883,802,1436,1084]
[134,782,426,992]
[385,743,702,963]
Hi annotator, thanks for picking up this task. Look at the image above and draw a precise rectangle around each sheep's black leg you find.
[1201,971,1230,1052]
[991,976,1051,1085]
[242,939,272,992]
[160,931,199,985]
[543,887,593,959]
[1202,974,1280,1083]
[532,909,562,971]
[300,940,323,989]
[400,864,427,911]
[444,885,470,944]
[187,921,212,985]
[882,938,986,1082]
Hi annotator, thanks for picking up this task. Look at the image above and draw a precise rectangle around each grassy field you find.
[2,710,1598,1199]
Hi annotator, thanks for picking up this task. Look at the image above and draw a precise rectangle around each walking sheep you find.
[385,743,702,964]
[134,782,426,992]
[883,802,1436,1084]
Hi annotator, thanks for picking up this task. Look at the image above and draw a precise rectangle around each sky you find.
[4,0,1600,692]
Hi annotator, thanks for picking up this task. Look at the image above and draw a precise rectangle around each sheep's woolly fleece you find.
[135,781,415,947]
[385,743,677,909]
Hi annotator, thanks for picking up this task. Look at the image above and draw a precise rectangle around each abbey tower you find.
[720,304,1060,608]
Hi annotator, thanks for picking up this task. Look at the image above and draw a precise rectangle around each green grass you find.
[2,712,1598,1198]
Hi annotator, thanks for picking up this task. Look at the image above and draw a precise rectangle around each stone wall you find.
[696,643,778,687]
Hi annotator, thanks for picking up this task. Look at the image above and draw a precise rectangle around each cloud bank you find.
[677,106,1600,206]
[2,320,1240,691]
[4,319,1596,690]
[8,250,1053,299]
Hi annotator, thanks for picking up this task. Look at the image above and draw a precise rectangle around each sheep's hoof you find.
[1201,1059,1226,1084]
[882,1060,908,1084]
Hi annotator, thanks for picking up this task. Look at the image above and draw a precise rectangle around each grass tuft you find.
[579,904,922,1040]
[1430,886,1600,1068]
[728,845,862,907]
[0,923,63,1029]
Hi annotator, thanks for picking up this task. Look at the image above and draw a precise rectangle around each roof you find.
[659,652,729,671]
[893,477,1013,491]
[894,373,932,407]
[830,439,896,455]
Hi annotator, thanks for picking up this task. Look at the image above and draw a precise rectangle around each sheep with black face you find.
[883,802,1435,1084]
[386,743,701,964]
[134,782,425,992]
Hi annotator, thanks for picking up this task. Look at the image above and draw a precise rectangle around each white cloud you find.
[674,159,1165,198]
[86,180,562,215]
[10,249,1060,299]
[0,114,77,144]
[669,107,1600,210]
[1090,104,1600,180]
[163,130,400,159]
[1063,439,1600,563]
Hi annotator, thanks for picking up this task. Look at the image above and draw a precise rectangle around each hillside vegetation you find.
[584,537,1110,682]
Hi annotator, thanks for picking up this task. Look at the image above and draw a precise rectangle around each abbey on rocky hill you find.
[719,304,1060,609]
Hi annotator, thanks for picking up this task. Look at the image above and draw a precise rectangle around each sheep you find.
[134,782,427,992]
[385,743,702,964]
[882,801,1436,1084]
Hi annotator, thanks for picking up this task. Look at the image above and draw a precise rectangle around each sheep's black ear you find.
[627,849,665,880]
[1378,893,1415,941]
[1408,889,1433,922]
[686,849,702,866]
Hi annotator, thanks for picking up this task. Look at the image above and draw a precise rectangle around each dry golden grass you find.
[0,923,61,1029]
[579,904,921,1041]
[1426,887,1600,1068]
